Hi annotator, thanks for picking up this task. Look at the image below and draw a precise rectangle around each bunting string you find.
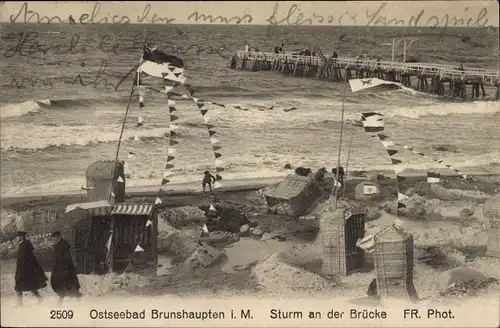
[183,89,225,191]
[358,111,477,214]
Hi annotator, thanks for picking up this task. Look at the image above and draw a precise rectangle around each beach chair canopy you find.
[265,174,323,216]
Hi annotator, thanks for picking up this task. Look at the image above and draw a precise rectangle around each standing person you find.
[50,231,82,306]
[15,231,47,306]
[202,171,217,192]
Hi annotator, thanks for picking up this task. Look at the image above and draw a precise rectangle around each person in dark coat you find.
[202,171,217,192]
[50,231,82,305]
[15,231,47,306]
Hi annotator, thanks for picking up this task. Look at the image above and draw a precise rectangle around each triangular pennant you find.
[445,164,452,168]
[387,149,398,157]
[165,163,175,170]
[170,131,178,138]
[200,109,208,116]
[209,204,217,212]
[381,140,395,148]
[377,133,388,140]
[210,137,219,145]
[168,66,175,73]
[397,192,409,201]
[206,124,215,130]
[161,178,170,185]
[174,72,182,78]
[166,155,175,162]
[170,115,179,122]
[170,139,179,146]
[397,202,406,209]
[391,158,402,164]
[203,115,210,124]
[213,145,221,151]
[209,130,217,137]
[167,99,176,106]
[145,220,153,227]
[117,176,125,183]
[193,97,200,103]
[215,167,225,173]
[214,152,222,158]
[134,244,144,252]
[155,197,162,205]
[202,224,209,233]
[214,158,224,167]
[197,103,204,110]
[215,174,223,181]
[169,106,176,113]
[111,192,115,197]
[168,148,176,156]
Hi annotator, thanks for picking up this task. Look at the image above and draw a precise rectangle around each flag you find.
[348,78,403,93]
[427,172,441,183]
[361,112,384,133]
[137,45,186,88]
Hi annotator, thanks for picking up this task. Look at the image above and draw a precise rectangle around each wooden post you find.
[403,38,407,63]
[392,38,395,63]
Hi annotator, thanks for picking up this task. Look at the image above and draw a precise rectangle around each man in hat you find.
[50,231,82,305]
[202,171,216,192]
[15,230,47,306]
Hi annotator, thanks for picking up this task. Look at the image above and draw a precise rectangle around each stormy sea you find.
[1,23,499,196]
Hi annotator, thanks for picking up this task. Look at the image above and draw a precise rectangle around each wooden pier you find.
[230,51,500,100]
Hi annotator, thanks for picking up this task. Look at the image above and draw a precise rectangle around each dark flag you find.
[137,45,186,87]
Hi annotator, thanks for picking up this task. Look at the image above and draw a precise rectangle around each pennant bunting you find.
[145,220,153,227]
[202,224,209,233]
[209,204,217,212]
[356,110,476,219]
[117,176,125,183]
[155,197,162,205]
[134,245,144,252]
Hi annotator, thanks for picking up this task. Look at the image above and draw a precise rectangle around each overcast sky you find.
[0,1,498,27]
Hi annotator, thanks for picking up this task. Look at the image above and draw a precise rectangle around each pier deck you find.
[230,51,500,100]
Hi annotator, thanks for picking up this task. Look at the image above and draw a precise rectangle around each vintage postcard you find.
[0,1,499,327]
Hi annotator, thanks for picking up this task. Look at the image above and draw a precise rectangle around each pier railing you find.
[234,51,500,85]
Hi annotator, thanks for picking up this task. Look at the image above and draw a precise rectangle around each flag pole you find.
[106,49,145,202]
[333,72,349,209]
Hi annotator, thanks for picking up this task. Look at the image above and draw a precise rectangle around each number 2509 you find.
[50,310,74,319]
